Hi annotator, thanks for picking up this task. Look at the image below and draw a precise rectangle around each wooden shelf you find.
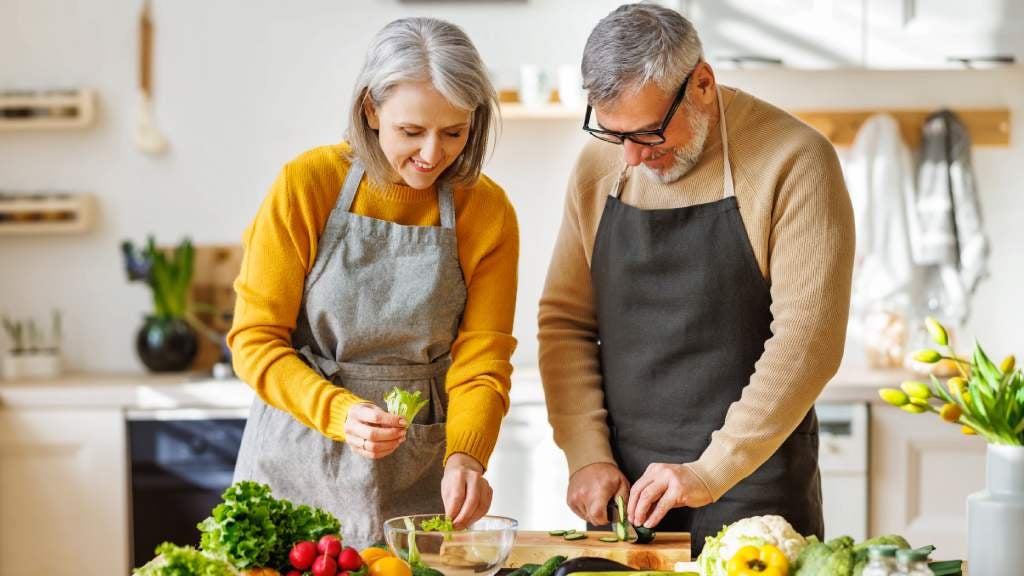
[795,108,1011,147]
[0,193,97,235]
[500,101,1011,148]
[501,102,584,120]
[0,89,97,131]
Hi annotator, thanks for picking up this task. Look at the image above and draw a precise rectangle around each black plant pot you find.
[136,316,198,372]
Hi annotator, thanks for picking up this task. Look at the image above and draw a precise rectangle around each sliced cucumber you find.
[564,532,588,541]
[598,536,620,543]
[548,530,568,536]
[612,521,627,541]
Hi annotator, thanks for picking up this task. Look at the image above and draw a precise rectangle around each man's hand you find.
[344,402,406,459]
[567,462,630,525]
[442,453,493,530]
[627,463,712,528]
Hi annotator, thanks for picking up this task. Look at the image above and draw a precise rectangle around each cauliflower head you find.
[699,515,808,576]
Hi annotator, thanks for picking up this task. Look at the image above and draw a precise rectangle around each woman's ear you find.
[364,97,380,130]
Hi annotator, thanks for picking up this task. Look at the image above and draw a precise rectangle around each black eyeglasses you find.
[582,73,691,146]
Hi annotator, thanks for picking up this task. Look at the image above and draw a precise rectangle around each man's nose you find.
[622,139,646,167]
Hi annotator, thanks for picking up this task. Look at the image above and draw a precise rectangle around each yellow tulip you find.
[940,403,963,423]
[879,388,909,406]
[901,403,927,414]
[900,380,932,399]
[913,349,942,363]
[1000,355,1016,374]
[947,377,967,396]
[961,425,977,435]
[925,317,949,346]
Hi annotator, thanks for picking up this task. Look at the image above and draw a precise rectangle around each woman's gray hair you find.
[347,17,499,188]
[582,3,703,106]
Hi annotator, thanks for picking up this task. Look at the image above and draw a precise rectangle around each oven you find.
[126,408,248,567]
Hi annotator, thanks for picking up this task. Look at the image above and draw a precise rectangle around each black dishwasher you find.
[127,412,247,567]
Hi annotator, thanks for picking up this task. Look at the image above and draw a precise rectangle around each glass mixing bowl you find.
[383,515,518,576]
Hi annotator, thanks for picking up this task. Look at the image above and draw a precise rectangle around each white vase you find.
[1,351,61,380]
[967,444,1024,576]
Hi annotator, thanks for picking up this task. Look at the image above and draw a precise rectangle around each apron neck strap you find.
[338,160,366,212]
[339,160,457,229]
[717,87,735,199]
[437,183,456,229]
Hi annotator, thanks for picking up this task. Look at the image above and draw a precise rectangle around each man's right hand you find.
[567,462,630,525]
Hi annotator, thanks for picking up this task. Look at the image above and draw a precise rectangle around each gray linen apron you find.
[590,88,823,556]
[234,160,467,549]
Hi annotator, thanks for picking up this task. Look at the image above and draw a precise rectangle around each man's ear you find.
[364,97,380,130]
[692,62,717,106]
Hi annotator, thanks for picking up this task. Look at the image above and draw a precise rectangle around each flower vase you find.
[967,444,1024,576]
[135,316,198,372]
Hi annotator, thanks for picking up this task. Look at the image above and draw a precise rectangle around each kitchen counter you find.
[0,363,918,409]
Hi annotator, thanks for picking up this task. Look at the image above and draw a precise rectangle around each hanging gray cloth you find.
[914,109,989,323]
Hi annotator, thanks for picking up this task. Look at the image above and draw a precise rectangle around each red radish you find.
[338,547,364,571]
[318,534,342,557]
[312,554,338,576]
[290,540,317,570]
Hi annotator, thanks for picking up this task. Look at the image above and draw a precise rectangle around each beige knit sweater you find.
[537,87,856,501]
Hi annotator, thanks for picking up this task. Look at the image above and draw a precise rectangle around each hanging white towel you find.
[844,113,920,316]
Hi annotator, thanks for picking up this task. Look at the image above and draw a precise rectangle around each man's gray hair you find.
[582,3,703,106]
[347,17,499,188]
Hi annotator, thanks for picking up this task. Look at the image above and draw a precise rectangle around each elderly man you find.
[538,3,854,554]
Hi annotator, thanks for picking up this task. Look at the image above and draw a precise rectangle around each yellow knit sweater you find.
[538,88,855,500]
[229,142,519,468]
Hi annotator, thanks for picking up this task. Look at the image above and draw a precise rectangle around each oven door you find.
[126,408,248,567]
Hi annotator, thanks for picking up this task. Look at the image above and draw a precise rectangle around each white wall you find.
[2,0,1022,373]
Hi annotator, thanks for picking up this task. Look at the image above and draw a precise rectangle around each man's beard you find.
[641,99,711,184]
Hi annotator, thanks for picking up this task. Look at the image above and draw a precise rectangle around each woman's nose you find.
[419,136,443,165]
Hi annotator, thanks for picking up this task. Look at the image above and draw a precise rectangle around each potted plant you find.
[1,310,62,380]
[121,236,198,372]
[879,317,1023,576]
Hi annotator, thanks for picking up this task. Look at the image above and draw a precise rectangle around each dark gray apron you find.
[234,160,467,549]
[590,89,823,556]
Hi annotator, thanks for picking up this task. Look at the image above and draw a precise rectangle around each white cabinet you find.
[865,0,1024,69]
[869,405,985,559]
[687,0,865,69]
[0,408,128,576]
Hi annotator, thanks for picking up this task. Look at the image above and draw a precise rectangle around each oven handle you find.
[125,407,250,421]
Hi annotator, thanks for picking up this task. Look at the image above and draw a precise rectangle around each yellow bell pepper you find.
[726,544,790,576]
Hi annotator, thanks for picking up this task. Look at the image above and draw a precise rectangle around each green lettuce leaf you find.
[385,387,429,423]
[134,542,236,576]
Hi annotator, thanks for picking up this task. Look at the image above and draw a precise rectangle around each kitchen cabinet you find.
[865,0,1023,69]
[687,0,864,69]
[869,404,985,560]
[0,408,129,575]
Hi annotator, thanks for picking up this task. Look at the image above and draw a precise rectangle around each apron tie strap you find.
[298,345,452,381]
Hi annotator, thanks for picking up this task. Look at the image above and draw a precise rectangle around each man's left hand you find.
[627,463,712,528]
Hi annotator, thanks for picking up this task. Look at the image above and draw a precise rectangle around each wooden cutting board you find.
[506,531,691,570]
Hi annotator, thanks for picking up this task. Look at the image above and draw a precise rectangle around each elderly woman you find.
[229,17,518,548]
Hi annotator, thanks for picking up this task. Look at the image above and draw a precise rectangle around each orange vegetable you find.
[360,547,394,567]
[369,556,413,576]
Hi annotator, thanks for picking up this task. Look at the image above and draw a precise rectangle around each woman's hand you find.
[442,453,493,529]
[345,402,406,459]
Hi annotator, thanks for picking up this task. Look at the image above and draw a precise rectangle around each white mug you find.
[519,65,550,106]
